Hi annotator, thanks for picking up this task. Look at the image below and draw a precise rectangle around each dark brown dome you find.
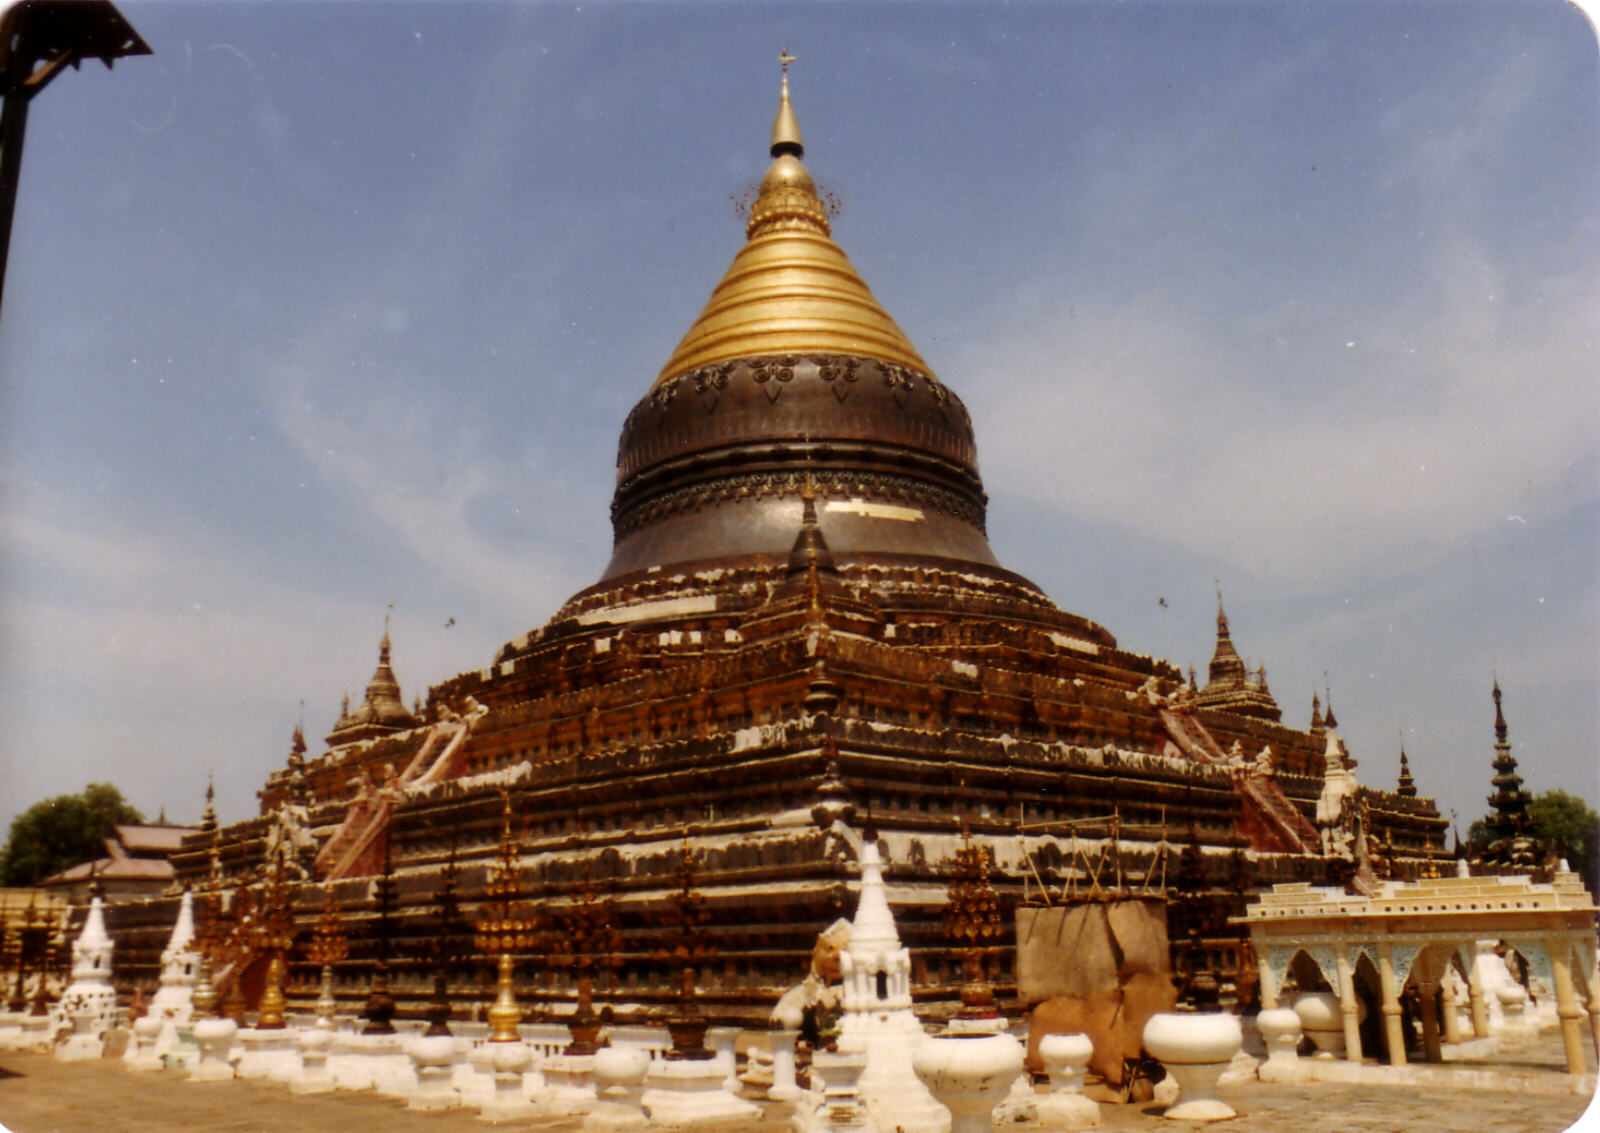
[603,353,998,580]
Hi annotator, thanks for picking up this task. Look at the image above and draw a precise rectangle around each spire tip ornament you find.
[771,44,803,159]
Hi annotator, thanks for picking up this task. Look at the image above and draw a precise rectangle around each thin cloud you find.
[967,242,1597,593]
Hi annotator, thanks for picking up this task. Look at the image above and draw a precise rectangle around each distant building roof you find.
[113,823,193,854]
[43,856,173,884]
[38,823,195,889]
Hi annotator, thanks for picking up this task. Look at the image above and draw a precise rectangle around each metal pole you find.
[0,79,32,317]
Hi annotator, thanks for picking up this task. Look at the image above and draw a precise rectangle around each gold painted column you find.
[1439,975,1463,1046]
[1545,937,1588,1075]
[1335,947,1363,1062]
[1376,942,1406,1067]
[1586,946,1600,1063]
[1464,952,1490,1039]
[1415,978,1442,1063]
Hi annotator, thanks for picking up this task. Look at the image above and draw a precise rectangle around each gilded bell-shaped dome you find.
[654,70,931,385]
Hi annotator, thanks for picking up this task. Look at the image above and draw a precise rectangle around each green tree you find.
[0,783,144,886]
[1466,790,1599,898]
[1528,790,1599,896]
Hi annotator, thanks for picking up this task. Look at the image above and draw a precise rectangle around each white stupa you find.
[149,889,200,1063]
[54,892,119,1061]
[837,839,949,1133]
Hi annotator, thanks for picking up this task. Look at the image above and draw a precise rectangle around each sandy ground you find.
[0,1033,1595,1133]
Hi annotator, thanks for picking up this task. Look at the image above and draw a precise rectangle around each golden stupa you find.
[654,58,930,385]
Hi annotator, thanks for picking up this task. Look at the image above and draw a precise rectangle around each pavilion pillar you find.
[1439,975,1462,1046]
[1545,937,1588,1075]
[1334,947,1363,1062]
[1376,942,1406,1067]
[1464,954,1490,1038]
[1415,979,1442,1063]
[1574,940,1600,1062]
[1256,944,1277,1011]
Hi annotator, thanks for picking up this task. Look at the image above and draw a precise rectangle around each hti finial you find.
[771,46,803,158]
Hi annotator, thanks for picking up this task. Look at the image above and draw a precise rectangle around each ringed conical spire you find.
[772,46,802,156]
[1196,592,1280,721]
[653,54,930,384]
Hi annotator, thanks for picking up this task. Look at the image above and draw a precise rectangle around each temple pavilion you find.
[140,69,1451,1025]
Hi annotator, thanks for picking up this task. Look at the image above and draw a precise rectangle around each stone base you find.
[408,1036,464,1111]
[582,1101,649,1132]
[54,1033,105,1062]
[642,1057,762,1129]
[478,1088,538,1123]
[15,1017,55,1054]
[1290,1053,1597,1096]
[1216,1049,1261,1085]
[126,1024,165,1073]
[844,1022,950,1133]
[189,1053,236,1082]
[1441,1036,1500,1061]
[288,1069,336,1095]
[1036,1090,1101,1129]
[127,1049,165,1072]
[334,1033,412,1094]
[1159,1062,1235,1122]
[1152,1076,1179,1106]
[236,1028,300,1080]
[409,1079,463,1110]
[1257,1058,1311,1084]
[1163,1097,1237,1122]
[454,1047,495,1106]
[991,1070,1038,1124]
[477,1045,538,1126]
[535,1052,596,1116]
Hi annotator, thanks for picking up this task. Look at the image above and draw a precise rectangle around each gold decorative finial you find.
[771,47,803,158]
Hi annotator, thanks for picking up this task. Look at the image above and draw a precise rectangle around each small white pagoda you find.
[147,889,200,1064]
[837,839,949,1133]
[53,892,118,1061]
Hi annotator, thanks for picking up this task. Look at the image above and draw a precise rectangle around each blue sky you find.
[1,1,1595,848]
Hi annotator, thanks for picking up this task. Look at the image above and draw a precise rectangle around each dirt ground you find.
[0,1037,1595,1133]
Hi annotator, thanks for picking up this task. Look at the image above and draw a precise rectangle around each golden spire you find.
[773,46,802,155]
[653,57,931,386]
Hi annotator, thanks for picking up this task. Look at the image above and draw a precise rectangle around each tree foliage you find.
[1528,790,1599,895]
[0,783,144,886]
[1467,789,1599,897]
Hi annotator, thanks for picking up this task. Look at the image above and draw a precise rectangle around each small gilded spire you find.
[286,723,308,788]
[1492,678,1507,744]
[1309,692,1324,733]
[787,472,837,580]
[1205,592,1245,684]
[1323,686,1338,731]
[1397,742,1416,798]
[772,45,802,157]
[200,773,217,833]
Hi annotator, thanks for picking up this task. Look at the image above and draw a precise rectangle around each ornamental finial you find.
[772,46,803,157]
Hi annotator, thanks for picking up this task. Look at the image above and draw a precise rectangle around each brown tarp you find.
[1016,898,1169,1004]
